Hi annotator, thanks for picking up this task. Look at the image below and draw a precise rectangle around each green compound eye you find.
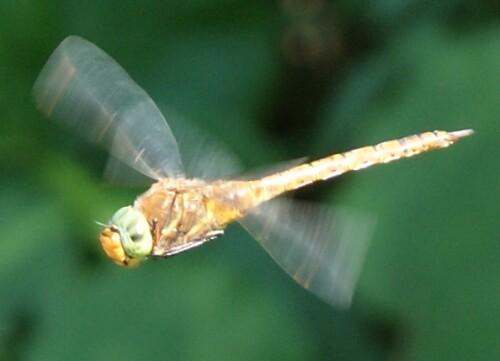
[109,206,153,260]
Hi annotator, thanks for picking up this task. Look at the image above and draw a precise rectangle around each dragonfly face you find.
[99,206,153,267]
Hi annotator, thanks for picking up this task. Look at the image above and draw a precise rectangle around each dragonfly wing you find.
[236,157,308,181]
[164,110,243,180]
[240,199,375,309]
[33,36,183,180]
[103,155,156,186]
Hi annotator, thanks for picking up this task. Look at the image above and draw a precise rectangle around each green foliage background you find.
[0,1,498,360]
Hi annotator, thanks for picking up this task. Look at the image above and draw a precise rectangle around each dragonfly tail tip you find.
[450,129,474,139]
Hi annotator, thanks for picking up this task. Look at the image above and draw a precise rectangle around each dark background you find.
[1,1,499,360]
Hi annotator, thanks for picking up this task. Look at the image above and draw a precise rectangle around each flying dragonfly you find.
[33,36,472,308]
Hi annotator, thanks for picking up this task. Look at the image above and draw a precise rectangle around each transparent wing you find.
[103,155,156,185]
[235,157,308,181]
[32,36,183,180]
[103,114,243,184]
[163,110,243,180]
[240,199,375,309]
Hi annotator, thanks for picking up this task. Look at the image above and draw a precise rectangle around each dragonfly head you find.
[99,206,153,267]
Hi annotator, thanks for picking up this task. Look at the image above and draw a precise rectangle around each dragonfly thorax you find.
[133,178,256,259]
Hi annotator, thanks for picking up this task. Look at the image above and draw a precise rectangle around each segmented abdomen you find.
[249,130,472,202]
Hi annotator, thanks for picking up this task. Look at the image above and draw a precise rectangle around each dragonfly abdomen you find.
[252,130,473,201]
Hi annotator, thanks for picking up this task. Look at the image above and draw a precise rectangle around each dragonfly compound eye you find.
[100,206,153,266]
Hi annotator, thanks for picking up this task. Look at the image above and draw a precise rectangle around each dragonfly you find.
[33,36,472,308]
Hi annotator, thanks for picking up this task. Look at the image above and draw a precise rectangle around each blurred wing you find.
[235,157,308,181]
[103,155,156,186]
[32,36,183,180]
[164,110,243,180]
[240,199,375,309]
